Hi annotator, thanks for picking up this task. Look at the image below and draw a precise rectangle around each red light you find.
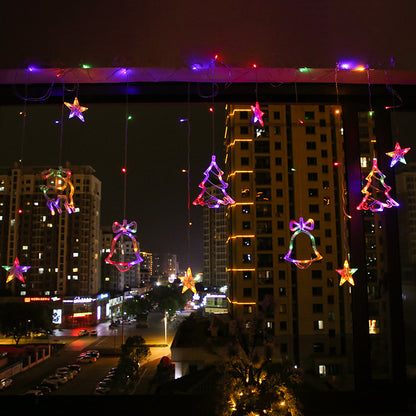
[122,167,127,173]
[333,162,340,166]
[209,107,214,112]
[18,209,23,214]
[253,63,257,68]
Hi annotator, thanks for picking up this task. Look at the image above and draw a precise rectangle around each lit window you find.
[73,268,78,273]
[39,268,44,274]
[318,365,326,376]
[73,252,79,257]
[360,157,368,168]
[369,319,379,334]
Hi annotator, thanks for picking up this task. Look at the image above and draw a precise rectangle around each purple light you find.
[340,63,351,70]
[27,66,37,72]
[190,63,203,71]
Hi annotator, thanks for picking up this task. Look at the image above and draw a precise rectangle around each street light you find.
[164,311,168,345]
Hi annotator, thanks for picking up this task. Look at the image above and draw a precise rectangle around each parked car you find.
[56,367,74,379]
[77,354,96,363]
[34,385,52,395]
[90,330,98,336]
[0,378,13,390]
[94,386,111,395]
[45,374,68,384]
[78,329,89,337]
[23,389,43,396]
[39,381,59,391]
[67,364,81,373]
[86,349,100,359]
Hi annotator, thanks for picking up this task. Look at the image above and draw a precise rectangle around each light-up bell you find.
[105,219,143,272]
[193,155,235,208]
[284,217,323,269]
[40,168,76,215]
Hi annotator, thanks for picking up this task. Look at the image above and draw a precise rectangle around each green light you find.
[369,111,374,117]
[299,67,310,73]
[82,64,92,69]
[127,115,132,120]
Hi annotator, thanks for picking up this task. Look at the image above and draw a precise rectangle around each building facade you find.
[202,186,228,289]
[0,164,101,297]
[225,104,354,382]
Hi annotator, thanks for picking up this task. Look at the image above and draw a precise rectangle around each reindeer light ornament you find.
[40,168,76,215]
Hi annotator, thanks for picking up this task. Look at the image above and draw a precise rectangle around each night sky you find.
[1,0,416,273]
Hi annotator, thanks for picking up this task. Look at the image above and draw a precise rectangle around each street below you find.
[0,311,186,396]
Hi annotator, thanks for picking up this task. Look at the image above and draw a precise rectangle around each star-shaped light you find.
[3,257,31,284]
[64,97,88,122]
[386,142,411,167]
[250,101,265,126]
[178,267,197,294]
[336,259,357,286]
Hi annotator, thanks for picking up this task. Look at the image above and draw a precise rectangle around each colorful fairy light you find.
[178,267,197,294]
[386,141,411,167]
[336,259,358,286]
[105,219,143,272]
[64,97,88,122]
[3,257,31,284]
[250,101,265,126]
[284,217,323,269]
[193,155,235,208]
[356,158,399,212]
[40,168,76,215]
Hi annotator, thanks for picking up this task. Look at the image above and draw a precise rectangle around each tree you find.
[113,335,151,392]
[123,295,151,320]
[214,315,303,416]
[0,302,53,345]
[148,285,190,319]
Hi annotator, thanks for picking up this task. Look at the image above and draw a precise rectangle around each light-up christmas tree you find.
[193,155,235,208]
[356,158,399,212]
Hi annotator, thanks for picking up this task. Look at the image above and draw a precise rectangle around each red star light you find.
[64,97,88,122]
[386,142,411,167]
[336,259,358,286]
[250,101,264,126]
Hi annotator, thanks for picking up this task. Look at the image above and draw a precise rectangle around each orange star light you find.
[179,267,197,294]
[64,97,88,122]
[336,259,358,286]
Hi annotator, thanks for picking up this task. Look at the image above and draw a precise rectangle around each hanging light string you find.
[123,74,129,219]
[19,72,29,166]
[58,83,65,167]
[186,82,192,267]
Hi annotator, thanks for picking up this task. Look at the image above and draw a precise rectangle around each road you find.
[0,311,187,397]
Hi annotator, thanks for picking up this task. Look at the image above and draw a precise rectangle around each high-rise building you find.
[152,253,179,276]
[101,225,141,293]
[225,104,354,381]
[202,186,228,289]
[0,164,101,297]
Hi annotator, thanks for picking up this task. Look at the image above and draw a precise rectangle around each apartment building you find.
[0,163,101,297]
[224,103,354,381]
